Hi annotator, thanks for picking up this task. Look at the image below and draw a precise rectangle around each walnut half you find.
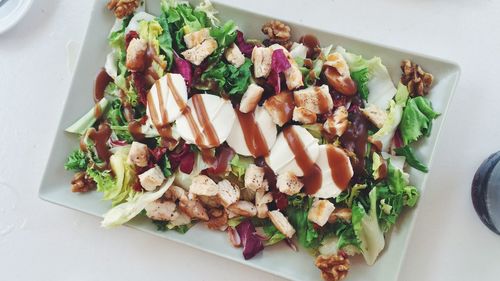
[261,20,292,48]
[107,0,140,19]
[71,172,96,193]
[400,59,434,97]
[315,253,350,281]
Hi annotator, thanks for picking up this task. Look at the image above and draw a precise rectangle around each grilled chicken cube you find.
[293,85,333,114]
[184,28,210,49]
[361,104,387,129]
[308,200,335,227]
[181,38,218,66]
[268,210,296,238]
[227,201,257,217]
[255,189,273,219]
[179,197,209,221]
[277,171,304,195]
[240,83,264,113]
[126,38,148,71]
[217,179,240,208]
[251,47,272,78]
[244,164,267,191]
[165,185,187,201]
[145,199,178,221]
[225,43,245,67]
[138,165,165,191]
[292,107,317,124]
[189,175,219,197]
[323,106,348,136]
[128,141,149,167]
[263,91,295,127]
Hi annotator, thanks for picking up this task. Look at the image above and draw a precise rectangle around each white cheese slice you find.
[312,145,353,199]
[266,125,319,176]
[146,73,188,127]
[226,106,277,157]
[175,94,236,148]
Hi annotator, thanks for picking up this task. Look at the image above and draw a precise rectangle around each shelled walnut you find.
[400,59,434,97]
[107,0,140,19]
[261,20,292,48]
[71,172,96,193]
[315,253,350,281]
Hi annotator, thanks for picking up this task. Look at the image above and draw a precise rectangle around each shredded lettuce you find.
[195,0,220,26]
[199,58,252,95]
[101,177,175,227]
[107,100,134,143]
[400,96,439,145]
[263,221,286,246]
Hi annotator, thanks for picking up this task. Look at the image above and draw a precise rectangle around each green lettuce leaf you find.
[65,98,111,135]
[370,100,403,152]
[400,96,439,145]
[263,221,286,246]
[351,67,370,100]
[101,177,175,227]
[286,195,320,249]
[230,154,254,180]
[64,150,88,171]
[107,99,134,143]
[394,145,428,172]
[352,187,385,265]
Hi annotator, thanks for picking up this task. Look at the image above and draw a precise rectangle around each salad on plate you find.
[64,0,439,280]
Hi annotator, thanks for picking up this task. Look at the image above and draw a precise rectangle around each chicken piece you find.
[284,64,304,90]
[225,43,245,67]
[263,91,295,127]
[308,200,335,227]
[255,189,273,219]
[276,171,304,196]
[251,47,273,78]
[293,85,333,114]
[268,210,295,238]
[227,201,257,217]
[169,211,191,227]
[328,208,352,224]
[244,164,267,191]
[217,180,240,208]
[164,185,187,201]
[138,165,165,191]
[361,104,387,129]
[126,38,148,72]
[181,38,218,66]
[239,83,264,113]
[293,107,317,124]
[207,208,228,230]
[323,106,348,136]
[179,197,209,221]
[189,175,218,197]
[145,199,178,221]
[128,141,149,167]
[184,28,210,49]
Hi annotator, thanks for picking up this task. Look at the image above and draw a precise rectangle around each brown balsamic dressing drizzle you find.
[325,145,351,191]
[282,126,322,195]
[147,81,173,140]
[236,109,269,158]
[128,116,148,141]
[93,68,113,119]
[315,87,330,114]
[88,123,113,164]
[191,94,220,148]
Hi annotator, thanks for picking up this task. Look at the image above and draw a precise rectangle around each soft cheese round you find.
[146,73,188,126]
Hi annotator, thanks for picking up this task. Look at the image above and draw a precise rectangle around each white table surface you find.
[1,0,500,280]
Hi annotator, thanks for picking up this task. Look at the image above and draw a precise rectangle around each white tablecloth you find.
[1,0,499,280]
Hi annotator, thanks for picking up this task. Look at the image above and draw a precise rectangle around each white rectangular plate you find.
[39,0,460,280]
